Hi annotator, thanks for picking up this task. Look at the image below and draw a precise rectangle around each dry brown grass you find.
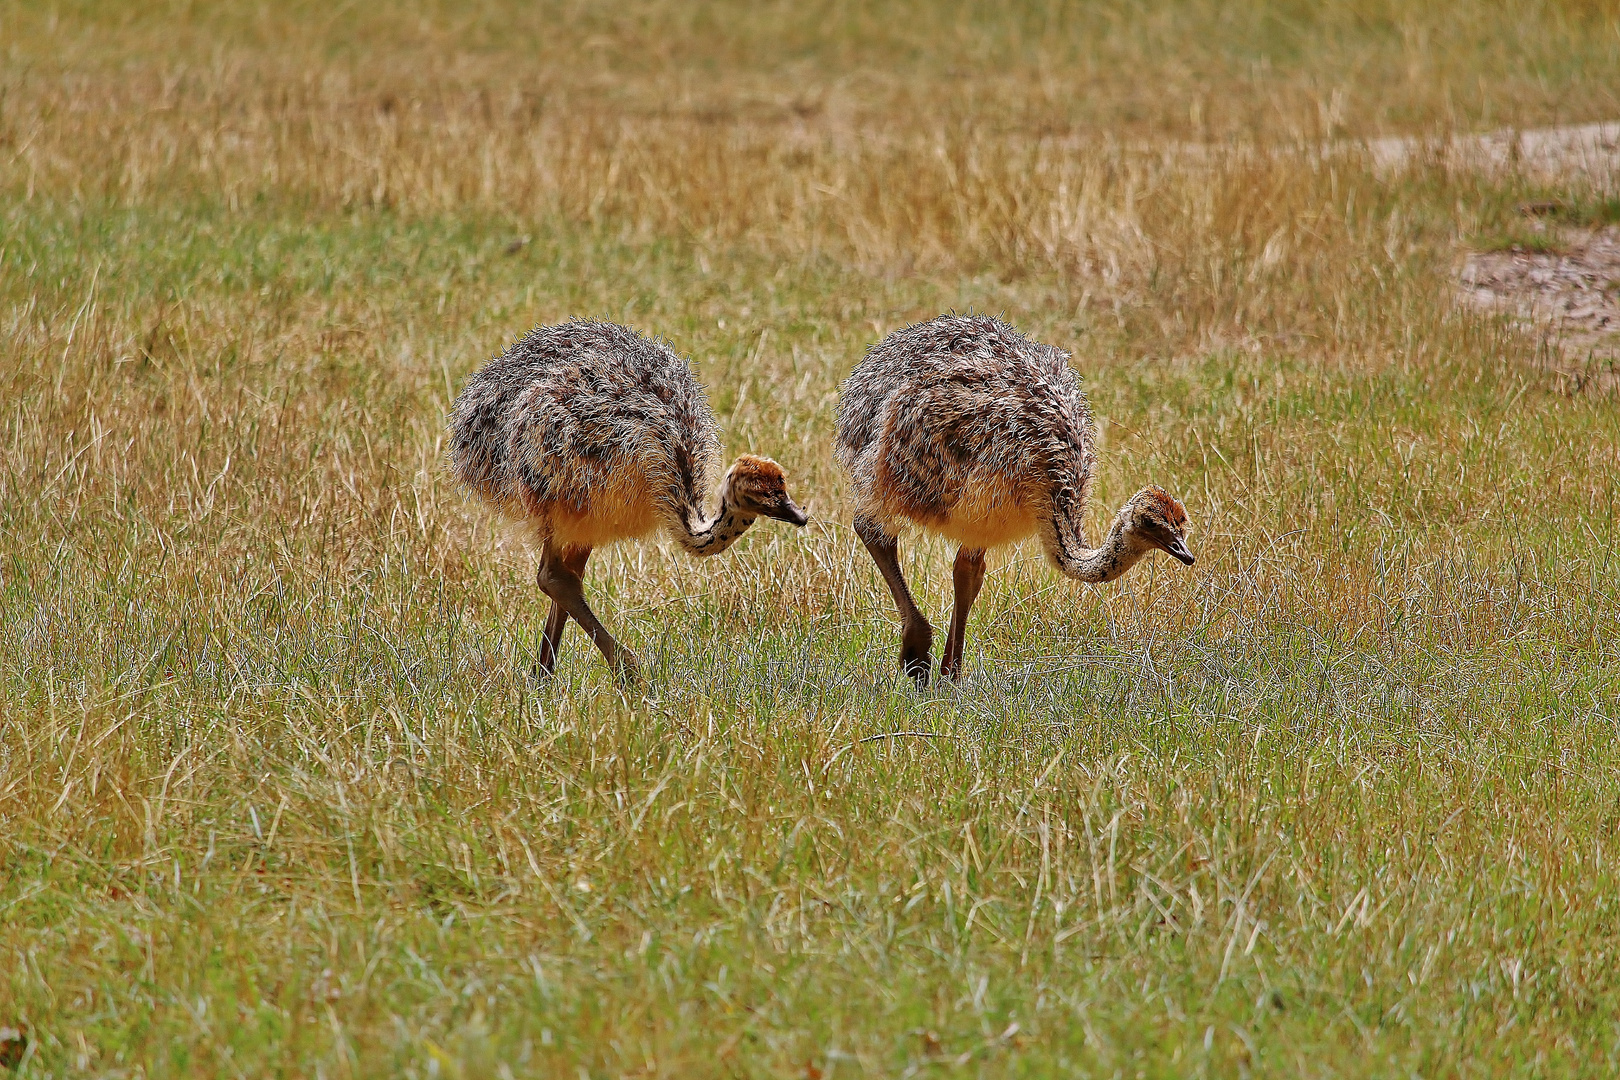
[3,1,1620,1077]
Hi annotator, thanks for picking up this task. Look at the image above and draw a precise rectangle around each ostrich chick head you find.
[723,455,810,526]
[1123,486,1196,566]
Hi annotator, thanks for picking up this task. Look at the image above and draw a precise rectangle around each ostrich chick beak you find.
[1163,535,1196,566]
[770,497,810,527]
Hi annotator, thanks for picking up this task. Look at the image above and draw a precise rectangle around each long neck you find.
[674,480,756,557]
[1048,503,1151,583]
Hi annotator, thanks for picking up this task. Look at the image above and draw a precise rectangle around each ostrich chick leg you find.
[940,547,986,682]
[536,541,640,683]
[535,545,591,677]
[855,514,933,688]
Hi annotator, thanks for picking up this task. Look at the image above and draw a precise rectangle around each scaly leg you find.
[855,514,933,688]
[536,541,639,684]
[534,545,591,677]
[940,547,986,682]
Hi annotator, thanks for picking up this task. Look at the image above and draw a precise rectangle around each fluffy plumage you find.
[835,314,1194,685]
[837,314,1098,562]
[450,320,722,549]
[449,319,807,682]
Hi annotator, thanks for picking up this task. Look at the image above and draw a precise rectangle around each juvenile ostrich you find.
[450,320,808,682]
[835,314,1195,687]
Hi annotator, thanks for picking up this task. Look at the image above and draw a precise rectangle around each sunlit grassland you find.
[4,2,1620,1077]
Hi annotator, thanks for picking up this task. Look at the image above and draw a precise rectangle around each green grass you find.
[1470,229,1567,254]
[1465,187,1620,252]
[1549,195,1620,228]
[5,2,1620,1077]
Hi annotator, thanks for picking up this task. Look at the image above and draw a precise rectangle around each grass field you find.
[4,2,1620,1076]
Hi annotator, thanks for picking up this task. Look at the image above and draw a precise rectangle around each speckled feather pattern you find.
[836,314,1102,568]
[449,320,723,548]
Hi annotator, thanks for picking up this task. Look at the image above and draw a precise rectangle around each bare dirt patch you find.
[1370,121,1620,178]
[1366,119,1620,387]
[1459,225,1620,388]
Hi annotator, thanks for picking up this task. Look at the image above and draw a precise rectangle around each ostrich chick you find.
[835,314,1194,687]
[450,320,808,682]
